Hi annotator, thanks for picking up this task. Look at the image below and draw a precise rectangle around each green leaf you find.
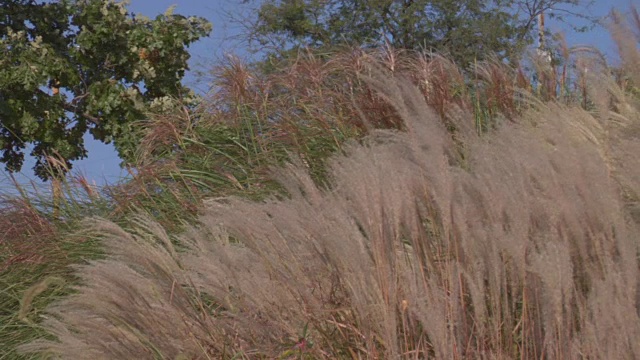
[0,0,212,179]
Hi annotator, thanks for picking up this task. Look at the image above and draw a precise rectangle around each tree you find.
[247,0,594,66]
[0,0,211,179]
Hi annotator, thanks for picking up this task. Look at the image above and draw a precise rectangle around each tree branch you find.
[36,88,102,126]
[62,102,102,126]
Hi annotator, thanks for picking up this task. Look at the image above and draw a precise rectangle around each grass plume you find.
[7,5,640,359]
[19,53,640,357]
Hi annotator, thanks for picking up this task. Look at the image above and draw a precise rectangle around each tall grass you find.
[16,9,640,357]
[4,6,640,359]
[0,163,111,359]
[88,25,623,233]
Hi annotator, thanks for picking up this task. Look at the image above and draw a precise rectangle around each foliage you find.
[16,64,640,358]
[0,169,110,360]
[0,0,211,179]
[248,0,594,66]
[1,4,638,359]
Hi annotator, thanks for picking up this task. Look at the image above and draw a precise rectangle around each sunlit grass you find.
[1,6,639,358]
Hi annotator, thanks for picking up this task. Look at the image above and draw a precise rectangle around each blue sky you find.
[1,0,635,190]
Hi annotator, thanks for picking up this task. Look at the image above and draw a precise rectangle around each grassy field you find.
[1,9,639,359]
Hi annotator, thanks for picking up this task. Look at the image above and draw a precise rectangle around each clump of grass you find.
[19,19,640,356]
[97,22,626,234]
[0,154,115,359]
[0,158,111,271]
[6,5,640,359]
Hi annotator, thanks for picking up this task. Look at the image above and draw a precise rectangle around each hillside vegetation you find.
[2,7,640,360]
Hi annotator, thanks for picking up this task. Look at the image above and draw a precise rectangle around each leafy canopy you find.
[249,0,594,66]
[0,0,211,179]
